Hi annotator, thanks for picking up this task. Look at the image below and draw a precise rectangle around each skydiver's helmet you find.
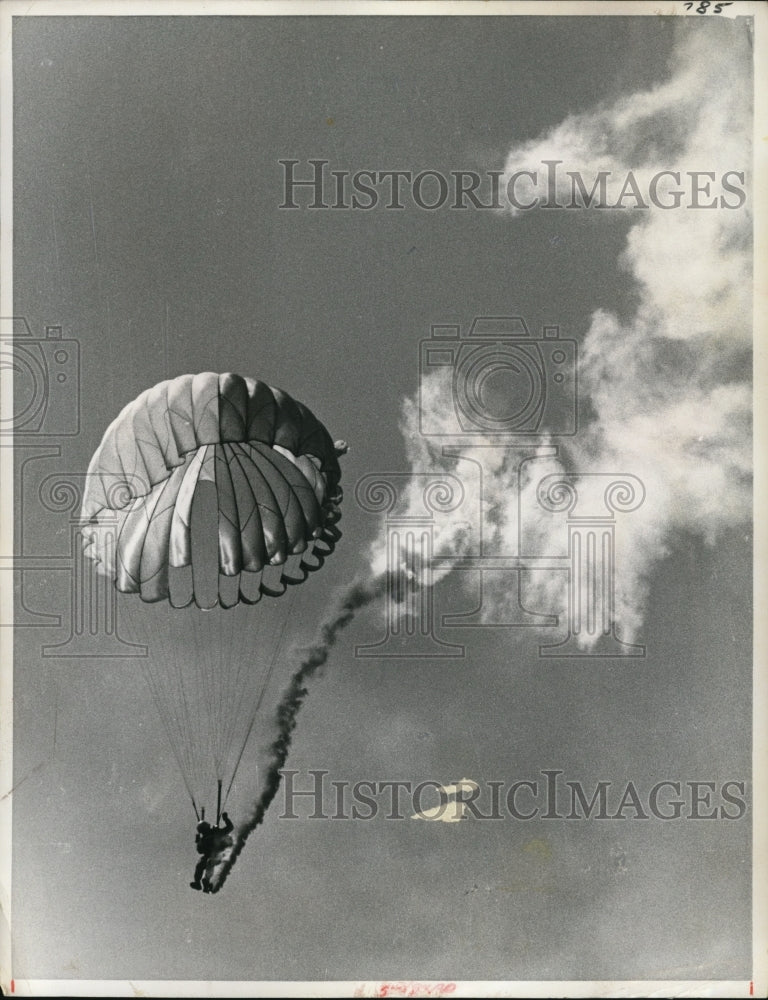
[197,821,211,832]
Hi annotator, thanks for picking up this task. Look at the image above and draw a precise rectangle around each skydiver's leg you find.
[190,856,206,889]
[201,857,216,892]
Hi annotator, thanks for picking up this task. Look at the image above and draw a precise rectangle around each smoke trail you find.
[209,575,387,892]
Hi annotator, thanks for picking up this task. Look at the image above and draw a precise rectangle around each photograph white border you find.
[1,2,765,997]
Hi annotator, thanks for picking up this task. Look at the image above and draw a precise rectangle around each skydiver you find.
[190,811,234,891]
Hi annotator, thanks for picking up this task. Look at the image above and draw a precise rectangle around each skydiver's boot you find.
[190,881,202,890]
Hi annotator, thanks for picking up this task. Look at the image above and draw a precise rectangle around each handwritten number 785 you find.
[683,1,733,12]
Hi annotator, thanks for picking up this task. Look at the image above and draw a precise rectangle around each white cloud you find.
[366,25,752,648]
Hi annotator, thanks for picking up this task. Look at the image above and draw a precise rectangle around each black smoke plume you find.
[209,575,386,892]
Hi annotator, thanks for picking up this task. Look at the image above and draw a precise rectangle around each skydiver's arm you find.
[220,812,233,834]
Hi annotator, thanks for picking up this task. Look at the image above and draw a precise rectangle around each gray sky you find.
[10,11,753,986]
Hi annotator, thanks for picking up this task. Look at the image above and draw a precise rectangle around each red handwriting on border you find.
[376,984,456,998]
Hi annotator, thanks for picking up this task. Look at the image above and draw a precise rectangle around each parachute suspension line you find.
[217,604,258,796]
[217,600,254,788]
[145,607,184,780]
[119,594,201,811]
[155,609,196,796]
[189,609,218,808]
[216,604,233,783]
[210,610,223,780]
[183,610,209,803]
[151,602,205,808]
[173,612,199,791]
[224,602,248,776]
[217,605,226,776]
[201,610,219,786]
[189,605,221,805]
[207,605,233,792]
[187,608,208,796]
[222,585,300,807]
[188,609,208,792]
[150,611,199,804]
[174,598,262,811]
[201,607,216,783]
[139,654,182,781]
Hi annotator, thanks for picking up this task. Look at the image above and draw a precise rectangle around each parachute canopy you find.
[81,372,343,609]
